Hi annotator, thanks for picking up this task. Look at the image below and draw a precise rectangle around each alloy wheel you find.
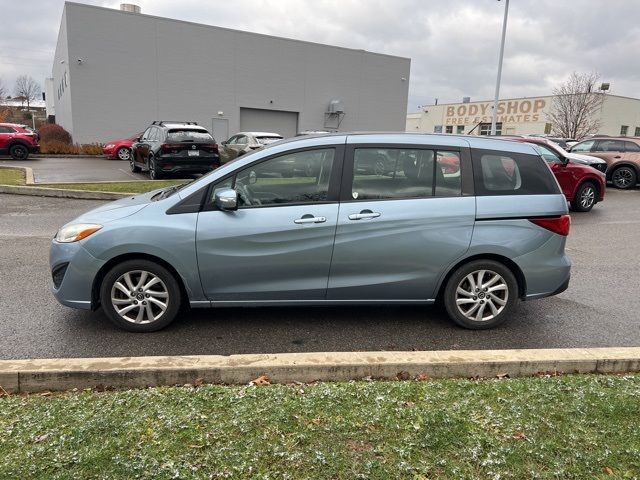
[11,145,27,159]
[579,185,595,209]
[110,270,169,324]
[455,269,508,322]
[612,167,634,189]
[117,147,131,160]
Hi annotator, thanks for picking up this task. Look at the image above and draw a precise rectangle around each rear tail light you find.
[529,215,571,236]
[161,143,182,151]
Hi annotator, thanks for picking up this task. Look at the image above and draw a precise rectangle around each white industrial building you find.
[52,2,411,143]
[407,94,640,137]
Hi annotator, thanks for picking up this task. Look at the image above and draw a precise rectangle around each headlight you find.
[55,224,102,243]
[104,144,115,149]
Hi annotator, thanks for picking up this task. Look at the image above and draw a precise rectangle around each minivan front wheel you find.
[100,259,181,332]
[443,260,518,329]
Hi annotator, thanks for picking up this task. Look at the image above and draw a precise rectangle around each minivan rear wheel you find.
[443,260,518,329]
[100,259,181,332]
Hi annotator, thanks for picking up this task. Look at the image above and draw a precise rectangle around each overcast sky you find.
[1,0,638,111]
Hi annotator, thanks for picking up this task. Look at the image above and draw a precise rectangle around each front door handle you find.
[348,210,381,221]
[614,155,622,159]
[294,214,327,224]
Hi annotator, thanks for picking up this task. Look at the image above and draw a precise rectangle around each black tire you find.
[571,182,597,212]
[100,259,181,332]
[116,147,131,161]
[443,259,518,329]
[129,155,141,173]
[611,166,636,190]
[9,144,29,160]
[149,155,162,179]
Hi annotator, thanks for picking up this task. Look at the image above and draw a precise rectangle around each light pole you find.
[490,0,509,136]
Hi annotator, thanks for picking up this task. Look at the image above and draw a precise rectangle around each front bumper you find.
[102,146,116,158]
[28,144,40,153]
[49,239,106,310]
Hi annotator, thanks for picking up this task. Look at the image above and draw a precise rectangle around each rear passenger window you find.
[351,148,461,200]
[473,149,560,196]
[625,141,640,152]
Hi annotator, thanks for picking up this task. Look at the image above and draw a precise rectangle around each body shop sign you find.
[444,98,547,125]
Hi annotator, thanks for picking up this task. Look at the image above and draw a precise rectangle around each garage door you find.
[240,108,299,139]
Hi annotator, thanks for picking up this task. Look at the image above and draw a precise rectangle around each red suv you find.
[504,136,605,212]
[0,123,40,160]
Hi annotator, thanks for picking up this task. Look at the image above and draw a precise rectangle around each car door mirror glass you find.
[215,189,238,211]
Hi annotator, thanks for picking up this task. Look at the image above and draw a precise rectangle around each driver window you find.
[223,148,335,207]
[142,128,152,140]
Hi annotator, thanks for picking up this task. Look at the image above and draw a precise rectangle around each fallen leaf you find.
[603,467,614,475]
[346,440,373,452]
[416,374,431,382]
[251,375,270,386]
[194,378,205,387]
[40,391,52,397]
[403,401,416,408]
[34,433,50,443]
[189,444,204,449]
[512,431,526,440]
[496,373,510,379]
[396,371,411,381]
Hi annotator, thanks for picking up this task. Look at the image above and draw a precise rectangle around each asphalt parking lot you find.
[0,155,149,183]
[1,188,639,360]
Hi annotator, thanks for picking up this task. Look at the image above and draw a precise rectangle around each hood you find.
[67,189,160,225]
[565,152,606,165]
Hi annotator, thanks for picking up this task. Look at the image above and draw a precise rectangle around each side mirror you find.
[137,136,142,142]
[214,188,238,211]
[221,140,227,145]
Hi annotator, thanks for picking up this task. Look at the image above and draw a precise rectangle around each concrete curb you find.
[0,184,130,200]
[1,347,639,393]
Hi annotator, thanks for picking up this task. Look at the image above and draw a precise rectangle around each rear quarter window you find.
[472,148,561,196]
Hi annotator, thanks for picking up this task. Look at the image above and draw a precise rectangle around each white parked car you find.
[219,132,283,163]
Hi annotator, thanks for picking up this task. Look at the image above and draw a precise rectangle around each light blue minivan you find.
[50,133,571,332]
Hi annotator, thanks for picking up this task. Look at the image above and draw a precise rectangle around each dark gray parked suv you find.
[130,121,220,179]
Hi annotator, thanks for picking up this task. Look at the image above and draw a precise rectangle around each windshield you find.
[167,129,214,142]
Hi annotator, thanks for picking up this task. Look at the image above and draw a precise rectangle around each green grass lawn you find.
[1,375,639,479]
[0,167,25,185]
[38,180,187,194]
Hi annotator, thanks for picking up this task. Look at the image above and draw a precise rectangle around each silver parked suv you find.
[50,133,571,332]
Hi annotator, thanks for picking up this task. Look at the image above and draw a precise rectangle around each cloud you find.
[0,0,638,111]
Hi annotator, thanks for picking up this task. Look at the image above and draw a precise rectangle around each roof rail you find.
[151,121,199,126]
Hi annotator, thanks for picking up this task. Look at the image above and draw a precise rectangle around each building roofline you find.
[63,1,411,62]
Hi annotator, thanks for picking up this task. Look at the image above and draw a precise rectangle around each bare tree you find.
[14,75,41,111]
[547,72,604,140]
[0,78,6,101]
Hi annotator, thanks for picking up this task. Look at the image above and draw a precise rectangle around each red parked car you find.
[102,133,141,161]
[0,123,40,160]
[504,136,605,212]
